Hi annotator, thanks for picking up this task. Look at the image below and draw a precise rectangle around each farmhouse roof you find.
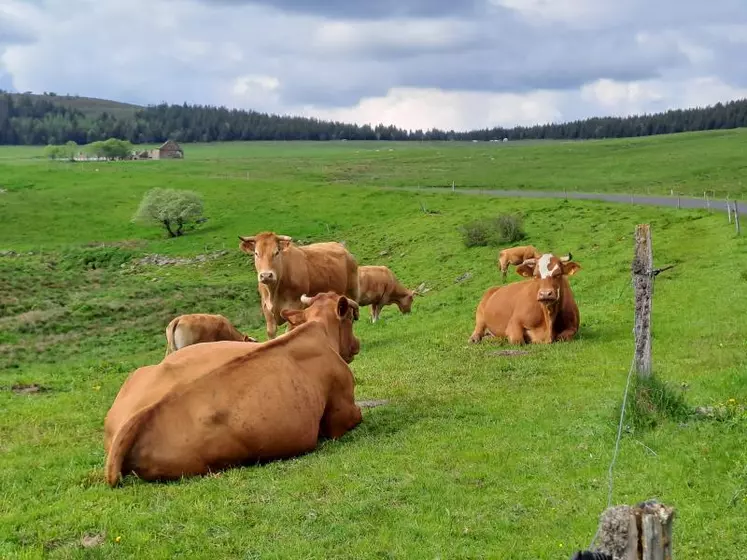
[159,139,182,151]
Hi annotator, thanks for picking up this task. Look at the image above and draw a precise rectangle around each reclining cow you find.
[357,265,416,322]
[104,291,363,486]
[164,313,256,357]
[497,245,542,282]
[469,253,581,345]
[239,232,360,339]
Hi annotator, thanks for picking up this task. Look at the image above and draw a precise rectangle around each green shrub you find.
[59,246,137,271]
[459,213,526,248]
[132,188,205,238]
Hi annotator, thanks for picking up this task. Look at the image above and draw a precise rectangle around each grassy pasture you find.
[4,127,747,200]
[1,135,747,558]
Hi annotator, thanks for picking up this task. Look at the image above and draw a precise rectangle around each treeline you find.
[1,90,747,145]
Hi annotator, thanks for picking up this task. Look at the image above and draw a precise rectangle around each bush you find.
[132,188,205,238]
[59,246,138,271]
[459,213,526,248]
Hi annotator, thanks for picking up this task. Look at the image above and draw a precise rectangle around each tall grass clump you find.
[459,213,526,248]
[625,375,691,431]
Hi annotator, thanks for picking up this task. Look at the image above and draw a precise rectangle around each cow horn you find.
[238,235,253,242]
[278,235,292,242]
[300,294,313,305]
[560,252,573,262]
[522,258,537,266]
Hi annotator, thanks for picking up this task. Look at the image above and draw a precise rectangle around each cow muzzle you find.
[344,337,361,363]
[537,288,558,302]
[258,271,276,284]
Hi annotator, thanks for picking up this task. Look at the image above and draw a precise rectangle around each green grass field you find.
[6,127,747,200]
[1,132,746,558]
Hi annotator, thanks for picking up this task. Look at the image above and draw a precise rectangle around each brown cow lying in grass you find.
[104,292,363,486]
[497,245,542,282]
[164,313,256,357]
[357,265,415,322]
[469,253,581,345]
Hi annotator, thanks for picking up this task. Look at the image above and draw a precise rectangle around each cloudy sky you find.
[1,0,747,131]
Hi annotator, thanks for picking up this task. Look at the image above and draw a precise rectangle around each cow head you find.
[515,253,580,304]
[396,290,415,314]
[280,292,361,363]
[238,232,293,285]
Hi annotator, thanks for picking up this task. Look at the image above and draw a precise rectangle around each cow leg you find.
[321,400,363,440]
[468,320,486,344]
[263,310,277,340]
[498,257,509,282]
[554,328,577,342]
[506,322,527,345]
[371,304,381,323]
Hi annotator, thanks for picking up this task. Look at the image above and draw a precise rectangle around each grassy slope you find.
[9,93,142,120]
[5,127,747,200]
[1,142,746,558]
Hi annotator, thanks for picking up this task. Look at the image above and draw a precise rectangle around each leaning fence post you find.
[632,224,653,378]
[735,201,741,235]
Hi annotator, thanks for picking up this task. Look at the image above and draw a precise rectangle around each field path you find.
[373,186,745,213]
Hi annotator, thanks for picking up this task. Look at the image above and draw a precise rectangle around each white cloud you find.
[491,0,627,28]
[580,76,747,117]
[299,87,564,130]
[311,19,478,55]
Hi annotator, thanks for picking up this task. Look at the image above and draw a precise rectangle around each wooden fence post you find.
[632,224,653,378]
[676,194,681,209]
[705,191,711,212]
[727,197,732,224]
[574,501,675,560]
[735,201,741,235]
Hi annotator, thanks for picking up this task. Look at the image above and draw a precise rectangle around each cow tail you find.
[165,317,180,358]
[105,404,156,487]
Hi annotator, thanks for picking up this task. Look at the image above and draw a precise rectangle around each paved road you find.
[372,186,744,213]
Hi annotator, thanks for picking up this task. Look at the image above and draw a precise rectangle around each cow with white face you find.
[469,252,581,345]
[239,232,360,340]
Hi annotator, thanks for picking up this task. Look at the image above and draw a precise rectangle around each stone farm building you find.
[133,140,184,160]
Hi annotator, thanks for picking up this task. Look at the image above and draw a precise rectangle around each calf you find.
[497,245,543,282]
[469,253,581,345]
[357,265,415,322]
[104,292,362,486]
[164,313,256,357]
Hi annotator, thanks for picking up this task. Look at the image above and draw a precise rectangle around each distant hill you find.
[8,92,142,120]
[1,89,747,146]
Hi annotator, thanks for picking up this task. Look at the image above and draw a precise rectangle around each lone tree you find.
[132,188,205,238]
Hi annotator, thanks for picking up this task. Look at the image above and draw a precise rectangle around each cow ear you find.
[515,263,535,277]
[281,308,306,327]
[562,262,581,276]
[239,236,256,253]
[336,296,349,318]
[278,235,293,250]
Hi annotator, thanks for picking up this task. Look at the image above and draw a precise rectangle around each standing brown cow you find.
[469,253,581,345]
[238,232,360,339]
[164,313,256,357]
[104,292,363,486]
[357,265,415,322]
[497,245,542,282]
